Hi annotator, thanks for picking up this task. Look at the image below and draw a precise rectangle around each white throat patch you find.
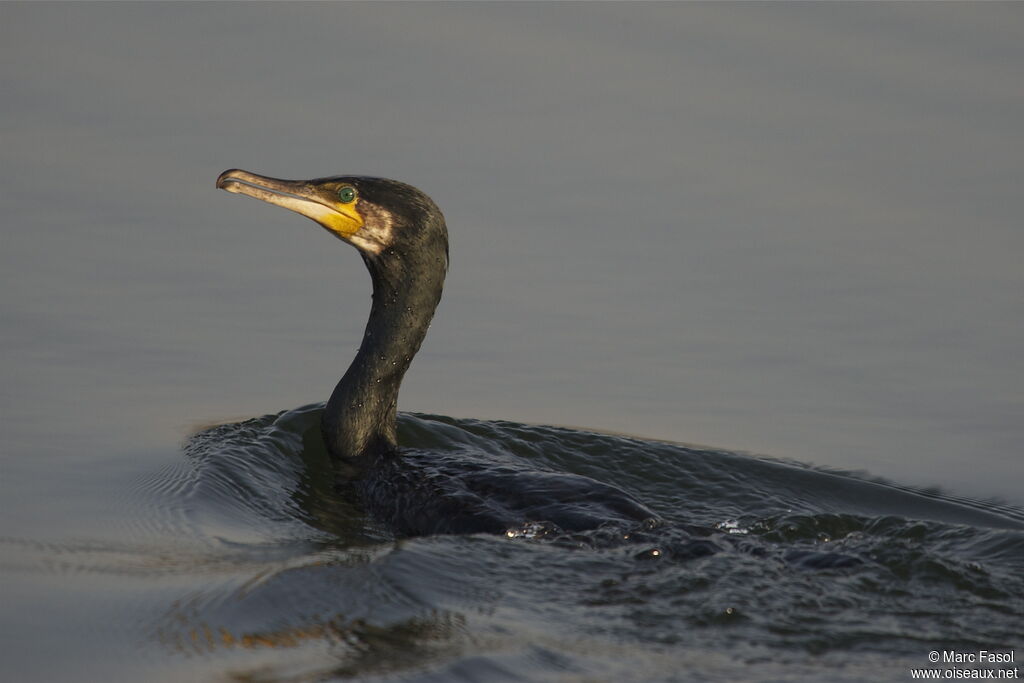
[350,203,396,255]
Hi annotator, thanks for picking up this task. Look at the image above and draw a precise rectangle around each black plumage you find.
[217,169,656,536]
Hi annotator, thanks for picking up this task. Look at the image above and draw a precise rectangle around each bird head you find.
[216,169,447,265]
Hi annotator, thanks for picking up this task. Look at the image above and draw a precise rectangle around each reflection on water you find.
[157,570,468,681]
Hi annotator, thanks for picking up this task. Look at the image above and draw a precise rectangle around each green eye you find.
[338,186,356,203]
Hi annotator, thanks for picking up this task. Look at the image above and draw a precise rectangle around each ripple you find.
[13,405,1022,681]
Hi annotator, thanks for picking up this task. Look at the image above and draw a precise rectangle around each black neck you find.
[322,247,444,462]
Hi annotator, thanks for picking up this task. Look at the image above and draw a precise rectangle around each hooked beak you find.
[216,169,364,238]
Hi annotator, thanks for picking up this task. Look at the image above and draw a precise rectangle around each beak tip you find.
[216,168,243,190]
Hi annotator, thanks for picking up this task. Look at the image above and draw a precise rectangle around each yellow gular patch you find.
[319,201,365,239]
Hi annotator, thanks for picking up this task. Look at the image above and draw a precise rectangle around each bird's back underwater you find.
[149,403,1024,681]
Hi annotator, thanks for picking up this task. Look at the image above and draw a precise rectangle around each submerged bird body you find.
[217,169,656,535]
[356,450,659,536]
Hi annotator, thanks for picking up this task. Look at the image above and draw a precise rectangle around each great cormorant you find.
[216,169,656,536]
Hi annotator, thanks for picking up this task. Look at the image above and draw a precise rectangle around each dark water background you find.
[2,4,1023,681]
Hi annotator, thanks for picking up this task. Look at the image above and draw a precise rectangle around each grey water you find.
[2,4,1023,682]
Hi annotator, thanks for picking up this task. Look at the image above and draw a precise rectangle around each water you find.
[2,3,1023,681]
[6,406,1022,682]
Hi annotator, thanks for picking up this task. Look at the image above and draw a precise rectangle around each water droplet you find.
[715,519,750,535]
[634,547,663,560]
[504,521,555,539]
